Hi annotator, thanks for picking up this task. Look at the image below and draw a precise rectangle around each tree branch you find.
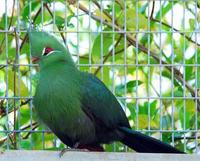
[76,2,200,111]
[94,35,122,75]
[151,18,200,46]
[44,3,66,44]
[0,0,16,54]
[150,0,155,20]
[0,122,38,145]
[20,6,42,51]
[0,98,31,118]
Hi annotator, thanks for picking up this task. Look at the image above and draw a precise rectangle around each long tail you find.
[119,127,185,153]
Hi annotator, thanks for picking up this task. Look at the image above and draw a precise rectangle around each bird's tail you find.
[119,127,185,153]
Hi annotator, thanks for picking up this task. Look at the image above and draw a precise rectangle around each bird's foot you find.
[59,146,88,157]
[59,143,104,157]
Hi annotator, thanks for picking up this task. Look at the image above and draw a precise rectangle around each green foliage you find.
[0,0,199,153]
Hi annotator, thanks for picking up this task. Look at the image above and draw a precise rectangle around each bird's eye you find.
[42,47,54,56]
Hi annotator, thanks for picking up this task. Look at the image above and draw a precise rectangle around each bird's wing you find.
[80,72,130,129]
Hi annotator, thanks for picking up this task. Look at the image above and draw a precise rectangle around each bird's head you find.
[28,30,74,66]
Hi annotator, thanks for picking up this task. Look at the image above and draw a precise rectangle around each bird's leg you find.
[59,143,88,157]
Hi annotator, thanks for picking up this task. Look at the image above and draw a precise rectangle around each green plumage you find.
[30,31,129,147]
[29,30,184,153]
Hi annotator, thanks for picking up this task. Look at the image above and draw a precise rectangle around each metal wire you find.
[0,0,199,153]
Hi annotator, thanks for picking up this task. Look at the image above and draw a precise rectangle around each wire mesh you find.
[0,0,199,153]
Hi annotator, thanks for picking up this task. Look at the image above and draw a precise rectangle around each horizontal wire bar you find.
[0,0,199,150]
[0,30,200,34]
[1,96,200,100]
[0,129,199,134]
[41,0,200,1]
[1,64,200,67]
[77,64,200,67]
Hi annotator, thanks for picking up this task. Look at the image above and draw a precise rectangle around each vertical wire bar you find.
[136,0,139,131]
[41,0,45,149]
[52,0,57,149]
[28,0,33,150]
[16,0,21,149]
[100,0,103,81]
[41,0,44,30]
[124,0,127,152]
[112,0,116,152]
[89,0,91,73]
[77,0,80,69]
[171,0,175,146]
[159,0,163,142]
[52,0,56,149]
[147,0,151,134]
[111,0,115,98]
[194,0,198,153]
[182,1,186,152]
[53,1,56,31]
[4,0,9,150]
[62,0,68,149]
[64,0,68,48]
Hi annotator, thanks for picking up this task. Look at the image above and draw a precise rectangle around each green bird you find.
[29,30,184,153]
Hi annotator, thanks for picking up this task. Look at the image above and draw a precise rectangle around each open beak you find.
[31,57,40,63]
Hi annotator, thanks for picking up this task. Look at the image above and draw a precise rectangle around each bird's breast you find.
[33,73,96,144]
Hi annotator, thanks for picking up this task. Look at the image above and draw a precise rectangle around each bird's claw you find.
[59,148,89,157]
[59,148,67,158]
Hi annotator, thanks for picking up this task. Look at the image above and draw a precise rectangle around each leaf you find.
[21,0,40,20]
[91,31,117,63]
[79,57,89,72]
[155,1,178,19]
[0,14,10,29]
[140,100,158,117]
[0,34,15,61]
[140,33,153,45]
[197,48,200,89]
[162,70,183,89]
[118,8,148,31]
[185,57,194,81]
[20,140,32,149]
[42,0,54,3]
[0,71,6,96]
[66,15,75,28]
[7,70,29,97]
[189,19,195,31]
[115,80,143,95]
[161,114,172,129]
[53,15,74,29]
[55,16,65,29]
[174,87,183,97]
[179,100,195,129]
[94,10,112,22]
[138,114,158,129]
[20,106,32,125]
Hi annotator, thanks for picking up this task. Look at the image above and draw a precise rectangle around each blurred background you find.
[0,0,200,153]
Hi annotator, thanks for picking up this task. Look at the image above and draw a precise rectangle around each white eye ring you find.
[42,47,54,56]
[42,48,45,56]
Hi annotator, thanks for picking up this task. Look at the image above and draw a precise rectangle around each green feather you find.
[34,53,97,145]
[28,30,73,65]
[29,30,129,146]
[29,30,184,153]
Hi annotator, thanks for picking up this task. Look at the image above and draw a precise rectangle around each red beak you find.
[31,57,40,63]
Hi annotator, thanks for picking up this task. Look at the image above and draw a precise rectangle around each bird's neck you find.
[39,60,80,81]
[40,53,76,70]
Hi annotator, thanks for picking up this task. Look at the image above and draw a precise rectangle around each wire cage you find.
[0,0,199,154]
